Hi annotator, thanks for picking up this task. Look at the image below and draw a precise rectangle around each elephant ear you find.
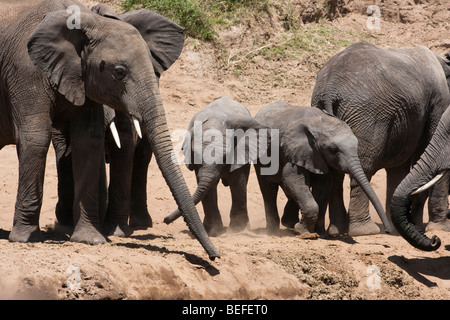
[27,10,95,106]
[91,3,121,20]
[120,9,185,77]
[226,115,268,172]
[281,118,328,174]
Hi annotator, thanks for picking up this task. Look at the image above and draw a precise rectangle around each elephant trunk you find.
[390,149,442,251]
[164,165,223,224]
[345,156,392,233]
[139,94,220,260]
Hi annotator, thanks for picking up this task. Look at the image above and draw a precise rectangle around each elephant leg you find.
[52,127,74,227]
[426,170,450,232]
[327,171,348,236]
[69,105,107,244]
[281,198,299,229]
[129,137,153,229]
[281,166,318,235]
[104,115,135,237]
[311,173,332,236]
[227,165,250,232]
[347,169,381,236]
[201,183,224,237]
[256,169,280,234]
[386,162,411,230]
[10,122,52,242]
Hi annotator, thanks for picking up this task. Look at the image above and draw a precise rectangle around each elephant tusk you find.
[110,121,121,149]
[133,117,142,139]
[411,173,444,195]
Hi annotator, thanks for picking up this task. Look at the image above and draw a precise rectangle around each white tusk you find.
[133,117,142,139]
[64,145,72,157]
[110,121,121,149]
[411,173,444,195]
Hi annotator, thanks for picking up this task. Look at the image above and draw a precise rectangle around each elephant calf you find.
[164,96,268,236]
[254,101,391,236]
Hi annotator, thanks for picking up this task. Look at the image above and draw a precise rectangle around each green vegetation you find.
[121,0,378,71]
[122,0,271,41]
[259,22,355,62]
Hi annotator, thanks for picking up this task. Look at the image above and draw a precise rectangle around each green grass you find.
[259,22,354,61]
[121,0,378,70]
[122,0,272,41]
[122,0,216,40]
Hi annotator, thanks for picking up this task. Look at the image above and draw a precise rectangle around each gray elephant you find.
[0,0,219,260]
[54,4,155,238]
[391,104,450,251]
[253,101,391,236]
[164,96,268,236]
[311,42,450,237]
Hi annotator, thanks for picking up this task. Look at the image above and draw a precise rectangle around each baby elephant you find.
[254,101,390,236]
[164,96,267,236]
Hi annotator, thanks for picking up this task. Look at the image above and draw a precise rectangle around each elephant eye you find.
[113,65,127,81]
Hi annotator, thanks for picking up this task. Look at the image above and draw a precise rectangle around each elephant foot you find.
[204,220,225,237]
[70,225,107,245]
[294,222,317,237]
[348,220,380,236]
[129,212,153,230]
[281,215,299,229]
[104,223,133,238]
[426,220,450,232]
[9,224,43,243]
[327,223,348,237]
[229,216,249,233]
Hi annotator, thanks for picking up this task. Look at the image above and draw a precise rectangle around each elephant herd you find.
[0,0,449,260]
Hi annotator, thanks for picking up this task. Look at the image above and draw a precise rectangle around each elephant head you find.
[391,105,450,251]
[280,112,392,233]
[27,5,220,259]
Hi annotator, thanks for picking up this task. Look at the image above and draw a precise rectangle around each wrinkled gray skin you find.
[311,42,450,237]
[164,96,267,236]
[253,101,391,235]
[0,0,219,260]
[55,5,155,238]
[391,105,450,251]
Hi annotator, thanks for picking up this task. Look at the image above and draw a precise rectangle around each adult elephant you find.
[391,105,450,251]
[253,101,390,235]
[0,0,219,260]
[164,96,268,236]
[53,4,156,238]
[311,42,450,236]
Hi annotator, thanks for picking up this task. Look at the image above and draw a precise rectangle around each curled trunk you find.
[390,151,442,251]
[140,94,220,260]
[389,111,450,251]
